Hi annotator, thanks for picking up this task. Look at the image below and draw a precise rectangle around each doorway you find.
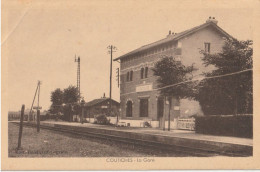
[140,98,148,117]
[126,101,132,117]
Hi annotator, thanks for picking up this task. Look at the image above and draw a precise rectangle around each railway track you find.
[13,122,250,157]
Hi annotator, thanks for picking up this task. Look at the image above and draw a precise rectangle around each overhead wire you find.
[121,68,253,96]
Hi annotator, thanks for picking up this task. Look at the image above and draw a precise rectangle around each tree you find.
[196,38,253,115]
[49,85,80,121]
[63,85,80,121]
[153,56,197,99]
[63,85,80,104]
[50,88,63,114]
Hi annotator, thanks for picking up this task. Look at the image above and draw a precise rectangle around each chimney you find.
[206,16,218,24]
[167,30,174,37]
[103,93,106,98]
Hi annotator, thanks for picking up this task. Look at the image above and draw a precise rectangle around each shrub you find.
[195,114,252,138]
[95,114,110,125]
[144,121,151,128]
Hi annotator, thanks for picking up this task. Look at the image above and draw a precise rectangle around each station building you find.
[85,95,120,118]
[73,94,120,122]
[114,17,232,129]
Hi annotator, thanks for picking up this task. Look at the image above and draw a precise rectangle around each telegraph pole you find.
[38,81,41,110]
[36,81,41,131]
[75,55,81,102]
[28,83,39,122]
[116,68,120,88]
[107,45,117,117]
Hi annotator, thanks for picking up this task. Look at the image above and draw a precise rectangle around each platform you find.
[19,121,253,156]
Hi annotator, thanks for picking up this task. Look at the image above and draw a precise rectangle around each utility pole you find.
[107,45,117,117]
[37,110,40,132]
[28,83,39,122]
[38,81,41,110]
[36,81,41,131]
[163,96,166,131]
[75,55,81,102]
[29,81,41,122]
[116,67,120,124]
[116,68,120,88]
[81,98,85,124]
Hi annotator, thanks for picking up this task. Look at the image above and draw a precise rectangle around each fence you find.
[177,118,195,131]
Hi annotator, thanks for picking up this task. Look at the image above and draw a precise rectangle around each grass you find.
[8,122,189,157]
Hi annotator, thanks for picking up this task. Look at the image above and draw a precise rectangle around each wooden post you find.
[163,96,166,131]
[17,105,25,149]
[168,97,172,131]
[81,106,84,124]
[69,105,72,122]
[88,109,90,122]
[28,84,39,122]
[37,110,40,132]
[81,99,85,124]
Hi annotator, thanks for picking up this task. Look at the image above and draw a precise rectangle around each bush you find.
[144,121,151,128]
[195,114,252,138]
[95,114,110,125]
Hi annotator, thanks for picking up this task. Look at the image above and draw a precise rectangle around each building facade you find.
[73,96,120,122]
[114,17,232,128]
[85,97,120,118]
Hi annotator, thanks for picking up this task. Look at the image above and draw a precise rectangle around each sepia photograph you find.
[2,0,260,170]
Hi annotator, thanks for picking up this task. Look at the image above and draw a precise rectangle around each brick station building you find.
[114,17,232,129]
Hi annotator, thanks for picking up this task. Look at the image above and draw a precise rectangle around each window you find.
[204,43,210,53]
[141,68,144,79]
[140,98,149,117]
[126,72,130,81]
[130,71,133,81]
[145,67,148,78]
[141,67,148,79]
[127,71,133,81]
[126,101,133,117]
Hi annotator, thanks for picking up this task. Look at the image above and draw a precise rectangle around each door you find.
[157,98,164,128]
[140,98,149,117]
[126,101,132,117]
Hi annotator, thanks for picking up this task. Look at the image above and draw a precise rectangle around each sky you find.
[2,0,255,111]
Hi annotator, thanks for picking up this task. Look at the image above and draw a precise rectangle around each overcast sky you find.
[2,0,255,111]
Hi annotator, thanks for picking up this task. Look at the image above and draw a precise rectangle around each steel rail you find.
[13,122,250,157]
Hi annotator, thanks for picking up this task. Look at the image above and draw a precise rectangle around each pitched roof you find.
[85,98,119,107]
[114,21,233,61]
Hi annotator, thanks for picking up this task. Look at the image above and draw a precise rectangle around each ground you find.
[8,122,189,157]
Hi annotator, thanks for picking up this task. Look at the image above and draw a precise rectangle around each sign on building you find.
[33,106,42,110]
[136,84,153,92]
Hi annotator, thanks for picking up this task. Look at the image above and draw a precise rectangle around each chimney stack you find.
[103,93,106,98]
[206,16,218,24]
